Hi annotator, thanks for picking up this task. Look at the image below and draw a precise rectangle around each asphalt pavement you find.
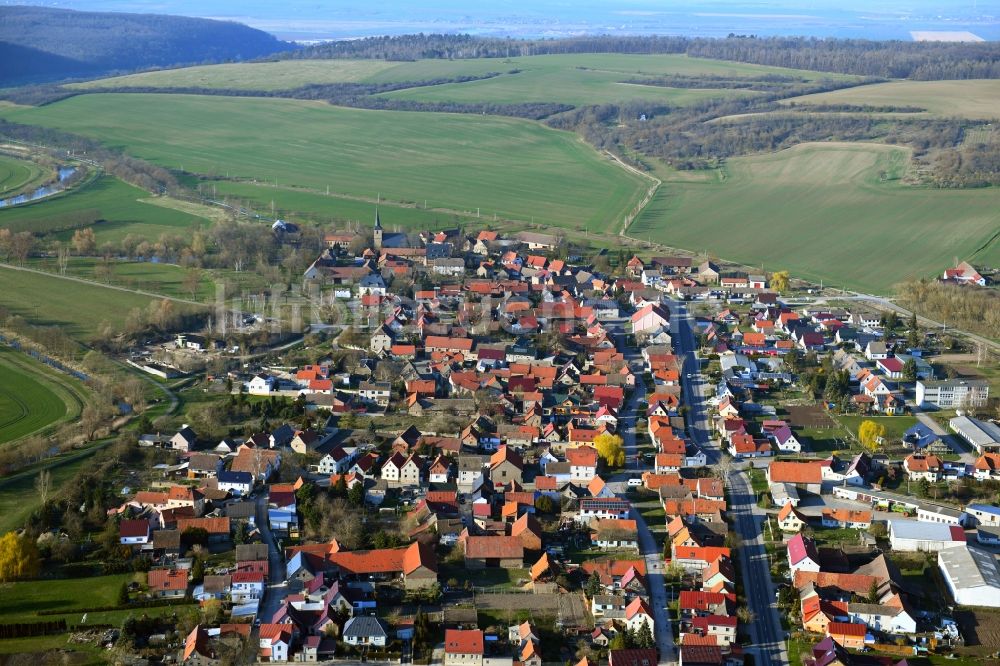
[668,298,790,666]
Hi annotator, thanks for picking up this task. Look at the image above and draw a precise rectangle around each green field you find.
[0,175,207,245]
[631,142,1000,292]
[0,446,102,534]
[0,347,79,445]
[210,180,482,230]
[0,153,50,198]
[0,264,165,339]
[73,53,854,99]
[0,94,647,230]
[781,79,1000,120]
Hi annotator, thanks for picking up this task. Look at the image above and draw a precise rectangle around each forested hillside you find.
[291,34,1000,80]
[0,6,293,85]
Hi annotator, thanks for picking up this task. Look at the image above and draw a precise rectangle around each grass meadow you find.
[0,264,163,340]
[0,347,78,445]
[0,175,208,245]
[0,94,648,230]
[630,142,1000,292]
[780,79,1000,119]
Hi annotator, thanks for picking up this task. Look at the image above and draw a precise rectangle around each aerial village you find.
[94,215,1000,665]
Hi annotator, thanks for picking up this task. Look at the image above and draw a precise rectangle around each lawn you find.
[73,53,855,98]
[836,415,919,442]
[0,347,84,445]
[0,153,50,198]
[0,175,208,245]
[630,142,1000,293]
[0,264,166,340]
[780,79,1000,120]
[0,93,648,231]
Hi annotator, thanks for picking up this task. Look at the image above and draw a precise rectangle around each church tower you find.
[373,207,383,250]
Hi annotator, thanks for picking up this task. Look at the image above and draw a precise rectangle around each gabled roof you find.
[444,629,484,655]
[787,533,819,566]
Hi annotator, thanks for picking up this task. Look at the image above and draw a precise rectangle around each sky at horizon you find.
[2,0,998,42]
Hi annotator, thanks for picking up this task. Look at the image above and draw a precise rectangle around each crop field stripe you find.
[70,53,858,92]
[779,79,1000,120]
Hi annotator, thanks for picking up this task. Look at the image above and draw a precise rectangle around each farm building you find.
[938,545,1000,607]
[950,415,1000,454]
[889,519,965,552]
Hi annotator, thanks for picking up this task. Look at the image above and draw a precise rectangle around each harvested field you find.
[954,608,1000,650]
[786,405,835,429]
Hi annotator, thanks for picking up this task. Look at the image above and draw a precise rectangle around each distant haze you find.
[3,0,998,42]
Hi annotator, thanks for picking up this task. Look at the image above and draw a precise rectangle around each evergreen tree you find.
[636,621,655,649]
[585,570,603,598]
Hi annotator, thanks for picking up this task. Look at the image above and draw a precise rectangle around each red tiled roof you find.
[445,629,484,655]
[768,461,824,485]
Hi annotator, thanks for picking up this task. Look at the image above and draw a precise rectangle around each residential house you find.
[787,534,821,574]
[343,616,389,647]
[903,453,942,482]
[778,503,808,533]
[258,624,292,663]
[444,629,484,666]
[821,509,872,530]
[148,569,188,599]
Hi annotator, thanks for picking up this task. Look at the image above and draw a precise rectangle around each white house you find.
[848,603,917,634]
[246,374,277,396]
[217,471,254,496]
[259,625,292,662]
[359,381,392,407]
[567,446,599,483]
[771,425,802,453]
[231,572,265,603]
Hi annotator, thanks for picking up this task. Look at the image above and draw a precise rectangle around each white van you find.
[627,477,643,487]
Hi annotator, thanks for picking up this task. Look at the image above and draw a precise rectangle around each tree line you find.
[284,33,1000,80]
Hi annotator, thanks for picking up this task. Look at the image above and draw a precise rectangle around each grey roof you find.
[225,501,257,519]
[950,415,1000,448]
[847,602,901,616]
[921,378,989,389]
[890,519,962,542]
[343,615,389,639]
[236,543,269,561]
[939,545,1000,590]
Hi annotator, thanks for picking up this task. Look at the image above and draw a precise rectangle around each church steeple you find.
[373,206,383,250]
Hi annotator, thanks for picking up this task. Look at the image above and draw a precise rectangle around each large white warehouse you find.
[938,545,1000,607]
